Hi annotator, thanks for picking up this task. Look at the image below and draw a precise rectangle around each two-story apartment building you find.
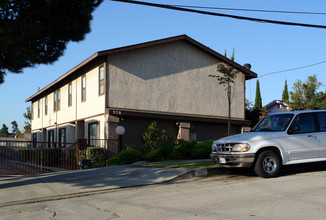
[26,35,257,155]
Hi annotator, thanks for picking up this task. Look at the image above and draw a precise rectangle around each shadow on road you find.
[215,162,326,178]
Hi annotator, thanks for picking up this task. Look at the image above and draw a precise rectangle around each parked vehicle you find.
[211,110,326,177]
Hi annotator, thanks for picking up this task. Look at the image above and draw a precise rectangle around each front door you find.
[287,113,319,161]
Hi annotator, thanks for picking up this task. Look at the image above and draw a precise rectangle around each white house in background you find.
[25,35,257,156]
[264,100,290,113]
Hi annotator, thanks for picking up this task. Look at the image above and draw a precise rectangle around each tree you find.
[0,0,103,84]
[282,80,289,103]
[0,124,9,137]
[209,49,238,136]
[11,120,20,137]
[245,99,253,111]
[289,75,326,110]
[23,106,31,133]
[253,80,262,110]
[142,121,168,154]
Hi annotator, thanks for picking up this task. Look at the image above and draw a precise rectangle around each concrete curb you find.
[172,167,227,181]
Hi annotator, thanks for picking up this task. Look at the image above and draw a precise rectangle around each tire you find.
[254,150,281,178]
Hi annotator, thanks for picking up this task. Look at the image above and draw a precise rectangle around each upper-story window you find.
[37,101,40,118]
[31,103,34,120]
[53,90,60,112]
[53,91,57,112]
[45,96,48,115]
[99,65,104,95]
[81,75,86,101]
[57,90,60,111]
[68,83,72,107]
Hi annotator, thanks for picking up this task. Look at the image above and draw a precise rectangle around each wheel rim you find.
[262,156,277,173]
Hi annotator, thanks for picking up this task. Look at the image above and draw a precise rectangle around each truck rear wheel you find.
[254,150,281,178]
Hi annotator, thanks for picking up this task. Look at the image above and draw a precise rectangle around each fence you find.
[0,139,119,176]
[0,140,81,175]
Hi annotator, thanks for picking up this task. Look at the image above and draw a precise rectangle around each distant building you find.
[264,100,289,113]
[25,35,257,156]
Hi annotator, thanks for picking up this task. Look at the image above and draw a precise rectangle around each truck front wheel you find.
[254,150,281,178]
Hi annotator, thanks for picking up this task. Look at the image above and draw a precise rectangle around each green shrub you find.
[191,140,214,159]
[106,148,143,166]
[144,142,175,162]
[170,141,196,160]
[144,148,161,162]
[141,121,168,154]
[86,147,107,168]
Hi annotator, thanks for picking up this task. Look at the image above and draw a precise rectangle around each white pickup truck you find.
[211,109,326,177]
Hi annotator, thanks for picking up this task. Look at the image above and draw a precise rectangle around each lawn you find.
[139,161,219,169]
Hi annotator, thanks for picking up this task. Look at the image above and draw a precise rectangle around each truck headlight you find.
[232,143,250,152]
[211,144,217,152]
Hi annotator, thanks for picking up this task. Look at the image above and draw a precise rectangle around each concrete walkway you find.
[0,160,221,207]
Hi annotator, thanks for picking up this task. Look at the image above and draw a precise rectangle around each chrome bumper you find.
[210,152,256,168]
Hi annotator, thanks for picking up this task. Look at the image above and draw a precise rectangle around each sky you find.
[1,0,326,131]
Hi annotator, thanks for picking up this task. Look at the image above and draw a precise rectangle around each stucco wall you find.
[31,65,106,133]
[107,40,245,119]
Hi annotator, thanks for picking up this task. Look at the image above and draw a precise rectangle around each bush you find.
[141,121,168,154]
[144,142,175,162]
[170,141,196,160]
[191,140,214,159]
[106,148,143,166]
[86,147,107,168]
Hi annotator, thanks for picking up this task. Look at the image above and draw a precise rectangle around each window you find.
[99,65,104,95]
[88,122,99,146]
[48,130,55,148]
[59,128,66,148]
[32,133,37,148]
[253,113,294,132]
[45,96,48,115]
[57,90,60,111]
[289,113,316,134]
[53,92,57,112]
[81,75,86,101]
[53,90,60,111]
[68,83,72,106]
[317,112,326,131]
[31,103,34,120]
[37,101,40,118]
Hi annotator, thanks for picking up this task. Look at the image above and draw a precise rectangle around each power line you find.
[111,0,326,29]
[172,5,326,15]
[259,60,326,78]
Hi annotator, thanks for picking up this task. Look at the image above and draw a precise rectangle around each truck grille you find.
[216,144,233,152]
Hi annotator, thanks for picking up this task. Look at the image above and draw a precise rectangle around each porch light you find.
[116,125,125,152]
[115,125,125,135]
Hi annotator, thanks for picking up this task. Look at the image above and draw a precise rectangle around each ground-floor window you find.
[48,130,55,148]
[59,128,66,148]
[88,122,99,146]
[32,133,37,148]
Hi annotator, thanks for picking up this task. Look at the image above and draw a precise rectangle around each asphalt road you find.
[2,163,326,220]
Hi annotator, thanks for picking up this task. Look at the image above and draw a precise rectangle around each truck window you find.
[316,112,326,131]
[289,113,315,134]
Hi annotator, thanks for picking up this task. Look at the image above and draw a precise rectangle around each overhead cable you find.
[260,60,326,78]
[111,0,326,29]
[171,5,326,15]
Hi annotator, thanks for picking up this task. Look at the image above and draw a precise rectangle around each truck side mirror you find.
[288,126,300,134]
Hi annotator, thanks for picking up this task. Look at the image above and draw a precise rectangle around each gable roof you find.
[264,100,289,109]
[26,34,257,102]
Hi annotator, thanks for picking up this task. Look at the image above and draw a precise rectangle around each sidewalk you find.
[0,160,222,207]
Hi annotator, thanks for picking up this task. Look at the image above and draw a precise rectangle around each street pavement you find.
[0,159,221,208]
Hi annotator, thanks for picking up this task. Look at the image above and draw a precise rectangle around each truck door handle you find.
[308,135,318,140]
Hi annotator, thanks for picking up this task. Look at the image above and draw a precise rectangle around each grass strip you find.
[139,161,219,169]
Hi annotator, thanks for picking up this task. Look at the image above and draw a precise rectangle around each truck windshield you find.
[252,113,294,132]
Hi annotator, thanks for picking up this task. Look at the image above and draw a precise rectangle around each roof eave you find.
[25,52,99,102]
